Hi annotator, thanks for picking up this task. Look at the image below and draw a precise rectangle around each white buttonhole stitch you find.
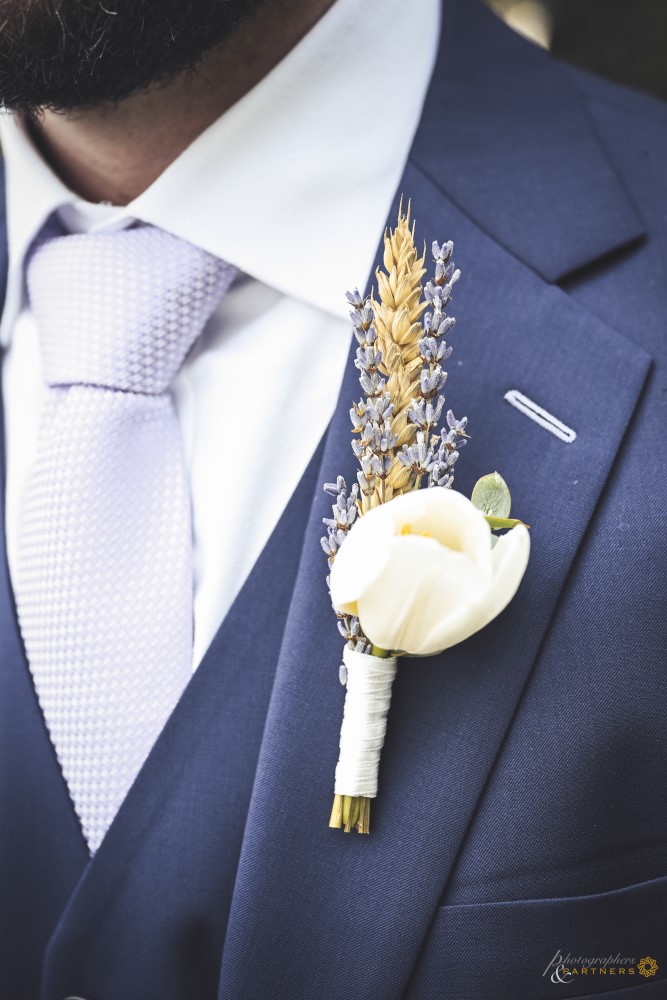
[504,389,577,444]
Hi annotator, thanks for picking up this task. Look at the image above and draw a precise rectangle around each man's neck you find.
[28,0,334,206]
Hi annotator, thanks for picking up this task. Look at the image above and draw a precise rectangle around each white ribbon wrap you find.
[334,646,398,798]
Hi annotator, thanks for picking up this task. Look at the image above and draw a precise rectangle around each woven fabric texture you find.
[16,223,236,853]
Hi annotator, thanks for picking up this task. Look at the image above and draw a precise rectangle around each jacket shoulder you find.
[563,61,667,125]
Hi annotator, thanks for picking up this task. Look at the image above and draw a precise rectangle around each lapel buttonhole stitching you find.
[504,389,577,444]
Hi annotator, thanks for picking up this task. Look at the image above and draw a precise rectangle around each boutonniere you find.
[321,203,531,834]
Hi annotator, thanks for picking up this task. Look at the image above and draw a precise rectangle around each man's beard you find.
[0,0,264,115]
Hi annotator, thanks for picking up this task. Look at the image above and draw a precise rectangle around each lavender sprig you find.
[348,290,398,506]
[321,476,370,654]
[397,239,468,487]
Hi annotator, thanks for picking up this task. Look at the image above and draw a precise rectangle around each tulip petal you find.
[329,500,395,613]
[420,524,530,654]
[480,523,531,627]
[356,534,485,654]
[381,487,494,582]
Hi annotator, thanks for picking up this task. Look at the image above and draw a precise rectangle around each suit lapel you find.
[40,440,325,998]
[426,0,644,281]
[0,375,89,988]
[217,4,651,992]
[218,171,650,1000]
[0,172,90,993]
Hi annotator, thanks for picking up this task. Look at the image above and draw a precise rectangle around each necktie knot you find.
[27,223,236,394]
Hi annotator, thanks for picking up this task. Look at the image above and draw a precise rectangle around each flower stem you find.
[329,794,343,828]
[329,646,390,833]
[329,794,372,833]
[370,645,390,658]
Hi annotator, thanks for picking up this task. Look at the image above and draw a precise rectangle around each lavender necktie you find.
[16,223,236,854]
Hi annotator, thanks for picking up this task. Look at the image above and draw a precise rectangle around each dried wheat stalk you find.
[363,203,427,510]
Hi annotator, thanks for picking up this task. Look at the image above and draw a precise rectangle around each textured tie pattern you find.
[16,224,236,853]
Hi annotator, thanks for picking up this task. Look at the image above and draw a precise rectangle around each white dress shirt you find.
[0,0,440,669]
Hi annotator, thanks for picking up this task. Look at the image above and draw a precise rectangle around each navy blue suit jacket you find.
[1,2,666,997]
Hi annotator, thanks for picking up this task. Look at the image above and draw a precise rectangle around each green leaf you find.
[471,472,512,518]
[485,515,530,532]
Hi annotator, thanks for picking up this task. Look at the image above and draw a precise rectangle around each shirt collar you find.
[0,0,440,342]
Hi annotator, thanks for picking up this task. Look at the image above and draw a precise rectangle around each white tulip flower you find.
[329,486,530,656]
